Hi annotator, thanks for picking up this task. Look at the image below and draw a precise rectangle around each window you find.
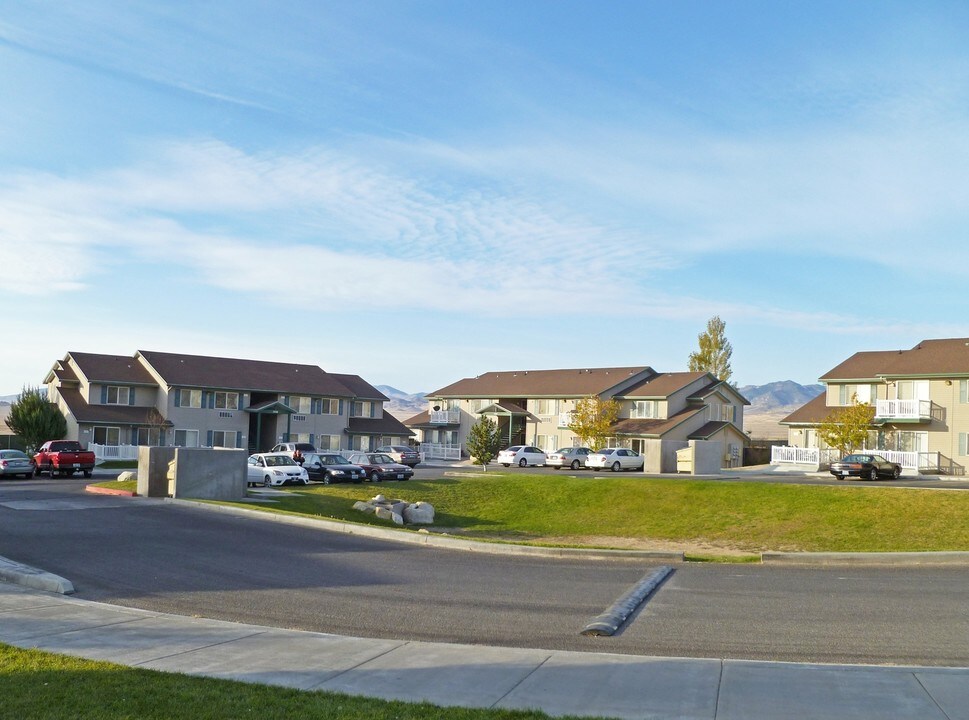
[105,386,130,405]
[135,427,163,446]
[93,426,120,445]
[351,401,377,417]
[631,400,656,419]
[536,434,558,452]
[960,433,968,457]
[839,384,875,405]
[311,398,338,415]
[317,435,341,451]
[289,396,311,413]
[179,389,203,408]
[535,399,558,416]
[210,431,238,448]
[214,392,239,410]
[174,429,199,447]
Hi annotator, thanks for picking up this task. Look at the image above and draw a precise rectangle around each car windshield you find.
[265,455,296,467]
[323,455,351,465]
[372,454,394,463]
[0,450,28,459]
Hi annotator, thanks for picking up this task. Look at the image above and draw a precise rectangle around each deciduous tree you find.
[568,395,620,451]
[466,416,502,470]
[5,386,67,453]
[688,315,733,382]
[817,396,875,458]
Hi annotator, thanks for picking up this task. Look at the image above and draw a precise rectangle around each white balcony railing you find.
[429,410,460,424]
[874,399,932,421]
[771,446,820,465]
[771,446,921,470]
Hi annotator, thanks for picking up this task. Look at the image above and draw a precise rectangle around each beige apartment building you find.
[406,365,749,468]
[780,337,969,474]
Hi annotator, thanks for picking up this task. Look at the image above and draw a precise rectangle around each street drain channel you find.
[580,565,674,636]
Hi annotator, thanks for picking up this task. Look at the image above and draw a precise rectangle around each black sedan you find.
[346,452,414,482]
[830,453,902,481]
[302,452,365,484]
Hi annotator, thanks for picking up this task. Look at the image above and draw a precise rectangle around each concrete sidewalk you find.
[1,581,967,720]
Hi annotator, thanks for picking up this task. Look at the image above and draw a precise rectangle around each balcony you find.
[874,399,935,423]
[557,411,575,428]
[429,410,461,425]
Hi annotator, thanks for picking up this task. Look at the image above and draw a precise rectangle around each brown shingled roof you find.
[68,352,158,385]
[59,388,169,426]
[780,393,830,425]
[329,373,388,401]
[820,338,969,380]
[611,406,705,437]
[347,415,414,437]
[429,366,653,398]
[620,371,708,398]
[137,350,353,396]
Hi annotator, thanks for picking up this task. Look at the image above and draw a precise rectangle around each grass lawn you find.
[0,643,586,720]
[101,472,969,554]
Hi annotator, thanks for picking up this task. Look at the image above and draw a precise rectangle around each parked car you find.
[829,453,902,481]
[0,449,35,479]
[346,452,414,482]
[546,447,592,470]
[586,448,644,472]
[246,452,309,487]
[270,442,317,459]
[374,445,420,467]
[497,445,547,467]
[303,452,366,484]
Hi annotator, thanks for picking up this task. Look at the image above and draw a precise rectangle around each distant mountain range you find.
[738,381,825,412]
[376,385,429,421]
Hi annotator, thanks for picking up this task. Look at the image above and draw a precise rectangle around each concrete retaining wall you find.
[137,446,246,500]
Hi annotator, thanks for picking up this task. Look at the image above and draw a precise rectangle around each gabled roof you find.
[780,393,830,425]
[429,366,654,398]
[688,421,733,440]
[620,371,709,398]
[58,352,157,386]
[136,350,353,396]
[347,415,414,437]
[611,406,705,438]
[58,388,169,426]
[820,338,969,380]
[328,373,388,401]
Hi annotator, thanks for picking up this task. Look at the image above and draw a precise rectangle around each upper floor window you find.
[839,384,875,405]
[104,386,130,405]
[630,400,657,419]
[179,389,203,408]
[290,395,312,414]
[351,400,379,418]
[215,392,239,410]
[534,399,558,416]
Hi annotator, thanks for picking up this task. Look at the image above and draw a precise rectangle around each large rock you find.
[352,501,376,514]
[117,471,137,483]
[403,502,435,525]
[374,506,404,525]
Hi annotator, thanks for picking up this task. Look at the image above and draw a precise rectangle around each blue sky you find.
[3,1,968,395]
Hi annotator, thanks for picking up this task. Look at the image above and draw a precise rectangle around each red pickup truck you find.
[33,440,97,478]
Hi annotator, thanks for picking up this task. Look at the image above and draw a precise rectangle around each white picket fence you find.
[420,443,462,460]
[771,446,923,470]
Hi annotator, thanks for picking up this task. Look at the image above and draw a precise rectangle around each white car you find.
[247,452,309,487]
[497,445,547,467]
[546,447,593,470]
[586,448,644,472]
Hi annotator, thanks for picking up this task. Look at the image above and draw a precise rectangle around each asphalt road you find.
[1,476,967,666]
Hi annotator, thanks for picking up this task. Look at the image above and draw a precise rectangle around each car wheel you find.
[370,471,381,483]
[263,475,272,487]
[502,463,510,467]
[611,461,621,472]
[322,474,331,485]
[83,470,92,478]
[518,458,527,467]
[570,460,580,470]
[869,468,878,481]
[892,467,901,479]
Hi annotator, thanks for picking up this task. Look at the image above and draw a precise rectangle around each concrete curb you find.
[166,498,685,561]
[0,555,74,594]
[763,551,969,566]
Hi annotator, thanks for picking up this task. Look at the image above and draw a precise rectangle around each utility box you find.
[676,446,694,473]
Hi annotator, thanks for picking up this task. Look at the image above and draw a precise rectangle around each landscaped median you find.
[95,472,969,560]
